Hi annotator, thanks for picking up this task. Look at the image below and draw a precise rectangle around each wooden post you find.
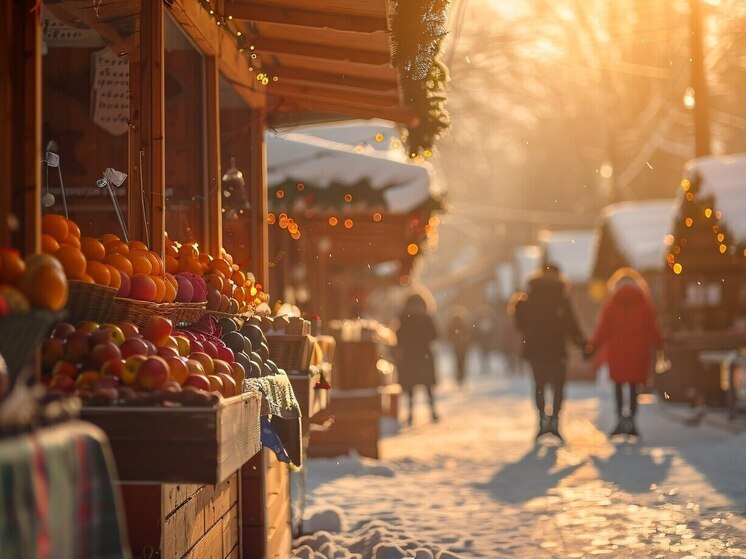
[140,1,166,258]
[5,1,42,254]
[205,57,222,255]
[249,110,269,287]
[128,57,144,247]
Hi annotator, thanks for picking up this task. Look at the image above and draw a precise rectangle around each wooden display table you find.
[81,392,262,558]
[308,384,401,460]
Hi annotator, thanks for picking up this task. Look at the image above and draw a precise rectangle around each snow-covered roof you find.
[265,131,434,214]
[539,229,597,284]
[602,200,675,272]
[683,154,746,243]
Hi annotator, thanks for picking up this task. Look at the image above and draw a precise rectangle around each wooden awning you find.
[227,0,417,126]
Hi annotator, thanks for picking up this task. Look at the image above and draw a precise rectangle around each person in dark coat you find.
[446,306,472,387]
[395,292,439,426]
[514,265,586,440]
[588,268,664,437]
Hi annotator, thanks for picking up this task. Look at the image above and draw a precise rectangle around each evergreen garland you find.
[390,0,451,156]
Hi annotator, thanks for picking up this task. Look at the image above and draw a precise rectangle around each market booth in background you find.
[2,0,450,557]
[660,155,746,408]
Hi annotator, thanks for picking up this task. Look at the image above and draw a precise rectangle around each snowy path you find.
[295,358,746,558]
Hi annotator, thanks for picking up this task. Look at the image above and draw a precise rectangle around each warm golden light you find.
[373,212,382,222]
[717,233,725,242]
[328,216,338,226]
[276,189,285,199]
[681,179,691,191]
[704,208,713,218]
[267,213,276,225]
[686,192,694,202]
[685,217,693,227]
[296,183,305,191]
[673,263,683,274]
[407,243,419,255]
[344,219,354,229]
[719,244,727,254]
[344,194,353,203]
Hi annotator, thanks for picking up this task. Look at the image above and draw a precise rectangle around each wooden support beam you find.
[267,96,416,125]
[267,80,401,108]
[127,58,143,247]
[228,4,388,33]
[248,111,269,288]
[140,0,166,257]
[250,36,390,66]
[205,57,222,255]
[267,66,397,92]
[5,1,42,254]
[169,0,265,109]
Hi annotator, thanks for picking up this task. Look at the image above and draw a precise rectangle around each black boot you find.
[548,415,563,441]
[536,413,550,439]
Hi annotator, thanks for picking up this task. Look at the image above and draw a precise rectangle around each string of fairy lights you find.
[197,0,277,87]
[665,176,739,276]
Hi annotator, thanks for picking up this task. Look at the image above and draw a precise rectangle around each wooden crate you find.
[333,341,388,390]
[265,334,314,372]
[288,369,331,420]
[82,391,261,484]
[121,474,240,559]
[241,449,292,559]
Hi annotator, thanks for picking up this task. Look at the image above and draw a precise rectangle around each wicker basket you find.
[266,335,313,372]
[66,280,117,324]
[156,302,206,326]
[0,310,64,381]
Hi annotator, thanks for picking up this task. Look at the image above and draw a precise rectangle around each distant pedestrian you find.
[587,268,663,437]
[514,265,586,440]
[475,305,498,374]
[446,306,472,387]
[395,290,439,426]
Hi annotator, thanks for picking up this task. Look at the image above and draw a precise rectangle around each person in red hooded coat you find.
[588,268,664,436]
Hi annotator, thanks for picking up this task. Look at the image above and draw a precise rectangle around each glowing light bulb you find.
[407,243,419,255]
[673,263,683,274]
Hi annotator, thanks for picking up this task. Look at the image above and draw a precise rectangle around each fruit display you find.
[40,315,250,407]
[0,247,69,313]
[165,236,268,313]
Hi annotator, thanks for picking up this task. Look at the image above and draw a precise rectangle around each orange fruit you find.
[103,253,134,277]
[20,262,68,311]
[234,286,245,305]
[66,218,81,239]
[41,214,69,242]
[55,245,87,280]
[220,248,233,265]
[99,233,120,244]
[209,258,232,278]
[128,251,153,275]
[0,248,26,285]
[151,275,166,303]
[165,241,179,257]
[60,234,81,249]
[41,234,60,254]
[79,273,95,284]
[145,251,162,276]
[181,243,199,259]
[178,256,202,275]
[106,265,121,290]
[104,240,129,256]
[204,273,223,292]
[162,276,177,303]
[86,260,111,286]
[127,240,149,252]
[165,255,178,274]
[232,269,246,286]
[80,237,106,262]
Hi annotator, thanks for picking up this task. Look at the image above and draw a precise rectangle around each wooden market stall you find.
[2,0,450,556]
[660,155,746,406]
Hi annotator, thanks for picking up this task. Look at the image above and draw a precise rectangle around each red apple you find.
[76,321,100,333]
[143,315,173,347]
[98,324,126,346]
[137,356,169,391]
[157,346,179,360]
[89,342,122,370]
[213,359,233,377]
[185,358,206,377]
[174,335,191,357]
[189,352,214,375]
[41,338,65,369]
[51,322,76,340]
[165,356,189,385]
[229,361,246,385]
[100,358,124,379]
[52,360,78,379]
[75,370,100,389]
[190,340,205,354]
[122,355,146,385]
[216,345,235,363]
[201,340,219,359]
[142,339,158,356]
[117,271,131,298]
[183,374,211,392]
[65,331,92,363]
[207,374,224,394]
[217,373,237,397]
[117,321,139,339]
[50,374,75,393]
[120,337,149,359]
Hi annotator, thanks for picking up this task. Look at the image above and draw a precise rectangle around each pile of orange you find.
[0,246,68,313]
[167,237,268,312]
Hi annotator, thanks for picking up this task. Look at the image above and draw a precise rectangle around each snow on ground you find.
[294,350,746,558]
